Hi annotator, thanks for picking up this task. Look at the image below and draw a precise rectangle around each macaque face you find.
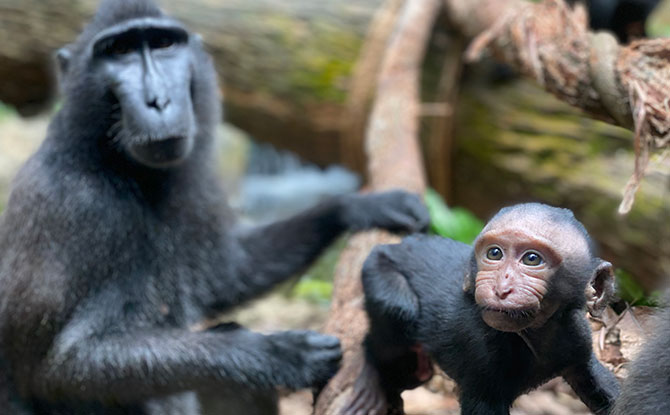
[471,211,591,332]
[473,228,560,332]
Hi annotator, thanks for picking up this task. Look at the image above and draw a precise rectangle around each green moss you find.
[282,22,360,103]
[453,79,670,290]
[246,15,361,104]
[459,83,633,187]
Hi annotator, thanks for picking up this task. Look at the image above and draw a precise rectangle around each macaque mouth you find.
[411,344,434,384]
[482,306,538,320]
[481,306,539,332]
[129,135,193,167]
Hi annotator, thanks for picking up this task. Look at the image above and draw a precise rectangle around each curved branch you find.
[314,0,439,413]
[445,0,670,212]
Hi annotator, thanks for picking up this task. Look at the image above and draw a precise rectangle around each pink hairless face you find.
[472,210,590,332]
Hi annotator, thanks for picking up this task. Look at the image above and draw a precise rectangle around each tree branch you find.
[314,0,440,413]
[444,0,670,212]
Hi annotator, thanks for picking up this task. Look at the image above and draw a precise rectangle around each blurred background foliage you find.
[649,0,670,35]
[425,189,483,244]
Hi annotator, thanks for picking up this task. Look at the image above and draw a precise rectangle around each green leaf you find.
[424,189,484,244]
[291,277,333,304]
[616,268,661,307]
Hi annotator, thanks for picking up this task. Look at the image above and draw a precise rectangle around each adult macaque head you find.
[468,204,615,332]
[56,0,218,169]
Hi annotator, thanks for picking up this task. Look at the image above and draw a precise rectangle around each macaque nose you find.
[496,286,513,299]
[495,274,513,299]
[146,95,171,112]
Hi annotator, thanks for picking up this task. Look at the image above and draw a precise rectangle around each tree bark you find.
[314,0,440,413]
[443,0,670,212]
[0,0,383,167]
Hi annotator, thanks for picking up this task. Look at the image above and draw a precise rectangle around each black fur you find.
[347,204,619,415]
[570,0,661,43]
[612,308,670,414]
[0,0,429,414]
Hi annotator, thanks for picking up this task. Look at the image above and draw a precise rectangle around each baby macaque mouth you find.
[483,306,537,320]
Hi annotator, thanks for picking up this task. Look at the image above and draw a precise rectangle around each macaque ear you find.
[586,261,616,318]
[192,32,204,45]
[56,47,72,76]
[462,269,474,294]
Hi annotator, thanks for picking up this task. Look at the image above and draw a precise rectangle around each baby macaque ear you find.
[586,261,616,318]
[462,269,474,294]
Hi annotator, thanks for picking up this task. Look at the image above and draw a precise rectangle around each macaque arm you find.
[562,352,620,415]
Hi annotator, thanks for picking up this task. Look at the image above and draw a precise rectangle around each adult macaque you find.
[346,203,619,415]
[0,0,429,413]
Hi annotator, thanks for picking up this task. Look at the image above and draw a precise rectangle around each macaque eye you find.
[110,42,133,55]
[94,33,140,58]
[147,28,187,50]
[522,251,543,266]
[486,247,503,260]
[150,35,175,49]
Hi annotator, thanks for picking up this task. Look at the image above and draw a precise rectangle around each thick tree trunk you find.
[0,0,383,166]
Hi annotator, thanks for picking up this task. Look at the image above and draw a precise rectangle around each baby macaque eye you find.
[486,247,503,260]
[522,251,543,266]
